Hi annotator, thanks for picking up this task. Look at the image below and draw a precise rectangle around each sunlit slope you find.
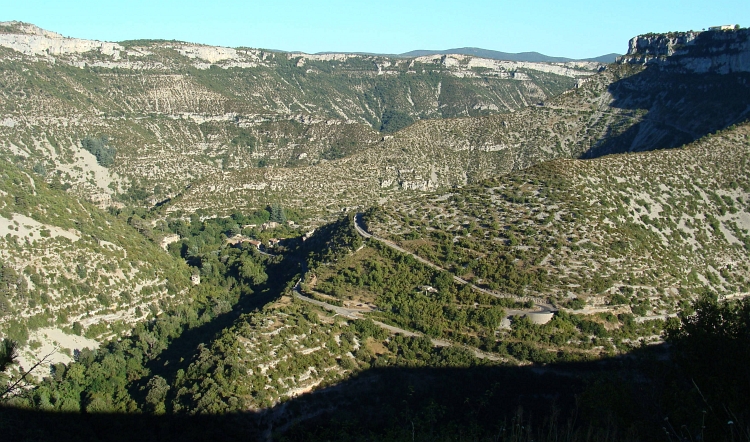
[173,63,750,215]
[0,23,589,206]
[0,159,192,342]
[363,121,750,314]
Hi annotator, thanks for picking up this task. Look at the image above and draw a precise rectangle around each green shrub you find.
[81,135,116,167]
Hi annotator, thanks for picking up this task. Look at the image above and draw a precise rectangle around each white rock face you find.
[399,180,438,191]
[626,32,700,57]
[441,55,460,67]
[468,57,595,77]
[0,21,123,58]
[472,103,500,111]
[560,61,604,70]
[618,29,750,74]
[287,51,598,79]
[411,54,598,79]
[289,52,356,62]
[242,183,269,190]
[1,22,61,38]
[0,21,601,80]
[0,21,264,70]
[173,44,257,64]
[160,234,181,250]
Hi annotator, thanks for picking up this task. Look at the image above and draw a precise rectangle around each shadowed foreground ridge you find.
[2,310,749,442]
[0,350,642,441]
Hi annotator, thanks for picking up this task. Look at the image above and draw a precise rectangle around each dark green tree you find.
[666,294,750,436]
[380,108,414,133]
[0,339,18,373]
[145,375,170,414]
[269,203,286,223]
[81,135,116,167]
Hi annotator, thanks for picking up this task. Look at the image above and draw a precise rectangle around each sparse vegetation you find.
[0,23,749,442]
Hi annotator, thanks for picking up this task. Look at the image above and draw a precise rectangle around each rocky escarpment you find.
[0,20,600,77]
[0,21,124,58]
[618,28,750,74]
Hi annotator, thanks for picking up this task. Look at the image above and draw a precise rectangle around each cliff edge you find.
[617,28,750,74]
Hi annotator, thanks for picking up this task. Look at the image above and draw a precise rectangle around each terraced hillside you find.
[0,209,665,419]
[0,22,595,207]
[172,60,750,215]
[362,121,750,316]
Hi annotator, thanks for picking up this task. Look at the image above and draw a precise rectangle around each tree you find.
[380,108,414,133]
[81,135,116,167]
[145,375,170,414]
[269,203,286,223]
[0,339,18,373]
[227,223,241,237]
[1,338,54,400]
[665,294,750,436]
[32,162,46,176]
[239,257,268,285]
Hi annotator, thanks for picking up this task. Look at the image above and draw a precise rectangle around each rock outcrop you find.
[618,28,750,74]
[0,20,124,58]
[0,20,600,82]
[411,54,599,79]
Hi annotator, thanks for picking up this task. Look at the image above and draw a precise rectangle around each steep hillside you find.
[171,56,750,215]
[1,124,748,441]
[363,121,750,314]
[0,210,665,417]
[0,22,593,206]
[165,29,750,215]
[0,158,192,366]
[2,23,747,220]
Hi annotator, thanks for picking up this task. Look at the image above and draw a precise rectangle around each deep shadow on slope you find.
[0,351,632,442]
[127,253,304,408]
[2,342,744,442]
[0,408,262,442]
[584,64,750,158]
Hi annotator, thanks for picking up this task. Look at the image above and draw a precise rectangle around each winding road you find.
[354,213,557,315]
[289,213,569,363]
[292,281,500,361]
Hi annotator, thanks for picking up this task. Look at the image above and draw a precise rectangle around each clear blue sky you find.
[1,0,748,58]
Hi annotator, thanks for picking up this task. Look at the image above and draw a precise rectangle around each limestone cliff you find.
[0,21,124,58]
[618,28,750,74]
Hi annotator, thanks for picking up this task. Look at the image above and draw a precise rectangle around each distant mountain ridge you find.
[398,47,620,63]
